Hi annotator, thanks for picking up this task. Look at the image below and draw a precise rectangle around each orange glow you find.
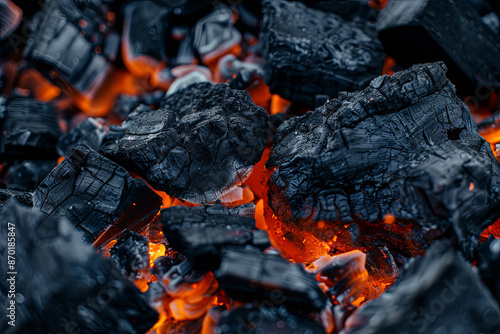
[219,185,254,208]
[243,146,271,199]
[57,156,65,165]
[254,199,266,230]
[369,0,389,10]
[203,44,242,74]
[382,56,396,76]
[17,68,61,102]
[270,95,292,115]
[482,219,500,239]
[469,182,475,191]
[149,242,166,267]
[383,214,396,225]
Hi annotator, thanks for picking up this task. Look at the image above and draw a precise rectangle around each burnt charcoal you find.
[0,0,22,41]
[343,242,500,334]
[109,231,150,282]
[56,118,107,156]
[105,82,270,204]
[112,91,165,118]
[6,160,56,191]
[365,247,398,285]
[161,205,269,270]
[33,143,162,246]
[166,70,211,96]
[215,247,327,312]
[376,0,500,96]
[215,306,327,334]
[0,95,62,159]
[477,236,500,303]
[0,201,158,334]
[295,0,375,23]
[265,62,500,258]
[260,0,384,107]
[0,188,32,210]
[23,0,119,93]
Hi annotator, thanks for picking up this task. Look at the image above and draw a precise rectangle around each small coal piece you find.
[111,91,165,118]
[215,247,327,312]
[376,0,500,95]
[161,205,270,270]
[0,201,158,334]
[109,230,150,282]
[0,95,62,160]
[105,82,270,204]
[33,143,162,246]
[260,0,384,107]
[56,117,107,157]
[343,241,500,334]
[0,187,32,210]
[6,159,56,191]
[477,236,500,303]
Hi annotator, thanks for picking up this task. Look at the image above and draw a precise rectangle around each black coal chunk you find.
[109,231,150,282]
[0,95,62,159]
[266,62,500,257]
[215,306,327,334]
[0,201,158,334]
[6,160,56,191]
[344,242,500,334]
[57,118,107,157]
[260,0,384,107]
[215,247,327,312]
[23,0,119,93]
[161,204,269,270]
[33,143,162,246]
[376,0,500,95]
[0,188,32,210]
[477,236,500,303]
[111,91,165,118]
[104,83,270,204]
[0,0,22,54]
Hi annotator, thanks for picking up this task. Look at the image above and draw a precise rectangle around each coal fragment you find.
[109,231,150,282]
[57,117,107,156]
[376,0,500,95]
[33,143,162,245]
[344,242,500,334]
[6,160,56,191]
[0,0,22,40]
[105,82,270,204]
[0,201,158,334]
[215,247,327,312]
[0,188,32,210]
[265,62,500,260]
[161,205,270,270]
[111,91,165,118]
[260,0,384,107]
[477,236,500,303]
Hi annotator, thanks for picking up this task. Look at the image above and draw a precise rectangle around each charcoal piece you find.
[0,96,62,159]
[166,70,210,96]
[23,0,119,93]
[215,247,327,312]
[105,83,270,204]
[0,188,32,210]
[56,118,107,156]
[33,143,162,246]
[109,231,150,281]
[6,160,56,191]
[260,0,384,107]
[0,0,22,40]
[343,242,500,334]
[265,62,500,260]
[215,306,327,334]
[296,0,375,23]
[477,236,500,303]
[376,0,500,95]
[161,205,269,270]
[112,91,165,118]
[365,247,398,285]
[0,201,158,334]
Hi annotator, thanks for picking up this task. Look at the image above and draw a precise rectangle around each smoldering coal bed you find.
[1,0,500,334]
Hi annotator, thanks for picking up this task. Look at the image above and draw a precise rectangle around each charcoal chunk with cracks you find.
[56,118,107,157]
[343,241,500,334]
[376,0,500,96]
[0,188,32,210]
[33,143,162,246]
[265,62,500,260]
[0,201,158,334]
[161,205,270,270]
[109,231,150,282]
[105,83,270,204]
[215,247,327,312]
[6,160,56,191]
[477,236,500,303]
[260,0,384,107]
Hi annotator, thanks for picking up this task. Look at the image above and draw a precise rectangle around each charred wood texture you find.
[0,187,32,210]
[377,0,500,95]
[56,117,107,157]
[265,62,500,259]
[0,96,62,159]
[33,143,162,246]
[260,0,384,107]
[0,201,158,334]
[6,160,56,191]
[215,247,327,312]
[0,0,22,57]
[343,242,500,334]
[109,231,150,282]
[161,205,270,270]
[105,83,270,204]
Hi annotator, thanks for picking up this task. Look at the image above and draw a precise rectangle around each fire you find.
[149,242,166,267]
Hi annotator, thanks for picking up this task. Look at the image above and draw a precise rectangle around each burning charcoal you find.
[56,117,107,156]
[0,188,32,210]
[0,0,22,51]
[477,236,500,303]
[376,0,500,95]
[0,201,158,334]
[105,83,270,204]
[23,0,119,93]
[343,242,500,334]
[166,69,211,96]
[161,205,270,270]
[112,91,165,118]
[260,0,384,107]
[215,306,327,334]
[6,160,56,191]
[33,143,162,246]
[0,95,62,159]
[215,247,327,312]
[265,62,500,262]
[109,231,150,282]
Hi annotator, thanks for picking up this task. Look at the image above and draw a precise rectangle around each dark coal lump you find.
[6,160,56,191]
[56,118,107,157]
[0,187,32,210]
[109,231,150,282]
[33,143,162,245]
[0,201,158,334]
[266,62,500,256]
[105,82,270,204]
[260,0,384,107]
